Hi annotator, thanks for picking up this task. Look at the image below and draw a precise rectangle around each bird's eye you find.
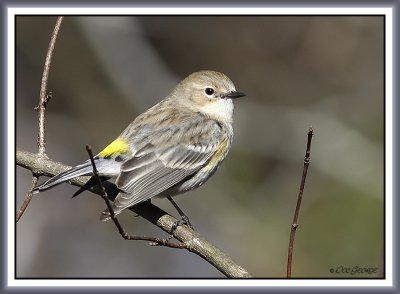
[204,87,215,97]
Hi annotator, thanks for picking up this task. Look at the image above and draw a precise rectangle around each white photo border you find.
[4,2,397,292]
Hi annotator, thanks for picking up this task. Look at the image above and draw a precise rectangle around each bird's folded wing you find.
[113,139,221,211]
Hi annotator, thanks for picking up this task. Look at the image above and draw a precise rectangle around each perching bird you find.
[33,70,245,222]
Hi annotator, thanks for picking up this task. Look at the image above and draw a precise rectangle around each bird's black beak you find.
[222,91,246,99]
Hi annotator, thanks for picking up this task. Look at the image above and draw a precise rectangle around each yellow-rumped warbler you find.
[33,70,245,221]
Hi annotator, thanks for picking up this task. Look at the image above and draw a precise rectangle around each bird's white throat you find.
[200,98,234,123]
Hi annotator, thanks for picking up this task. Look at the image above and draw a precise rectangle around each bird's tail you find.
[32,160,94,194]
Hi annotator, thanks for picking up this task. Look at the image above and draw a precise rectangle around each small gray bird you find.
[33,70,245,221]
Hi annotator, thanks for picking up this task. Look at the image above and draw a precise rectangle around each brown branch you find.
[16,177,38,222]
[16,149,252,278]
[17,17,64,222]
[85,145,187,249]
[37,16,63,155]
[286,127,314,278]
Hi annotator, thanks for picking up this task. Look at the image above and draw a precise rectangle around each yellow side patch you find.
[99,138,129,158]
[206,136,229,169]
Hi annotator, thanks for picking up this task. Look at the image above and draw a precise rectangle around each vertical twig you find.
[286,127,314,278]
[85,145,187,249]
[16,17,64,222]
[37,16,63,155]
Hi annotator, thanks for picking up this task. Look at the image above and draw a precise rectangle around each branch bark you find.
[16,149,252,278]
[16,17,64,222]
[37,16,63,155]
[286,127,314,278]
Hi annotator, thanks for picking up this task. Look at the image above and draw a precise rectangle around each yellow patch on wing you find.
[99,138,129,158]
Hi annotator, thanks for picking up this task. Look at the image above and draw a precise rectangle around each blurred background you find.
[16,16,384,278]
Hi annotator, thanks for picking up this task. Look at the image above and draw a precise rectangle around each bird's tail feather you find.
[32,160,94,193]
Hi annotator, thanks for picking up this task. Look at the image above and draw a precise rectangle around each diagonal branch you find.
[15,177,38,222]
[16,148,252,278]
[85,145,187,249]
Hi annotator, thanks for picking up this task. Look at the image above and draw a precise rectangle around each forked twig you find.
[287,127,314,278]
[85,145,188,249]
[16,16,64,222]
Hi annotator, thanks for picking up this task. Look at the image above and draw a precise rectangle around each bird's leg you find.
[167,196,193,231]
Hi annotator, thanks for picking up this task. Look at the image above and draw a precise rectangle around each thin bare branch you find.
[16,177,38,222]
[37,16,63,155]
[85,145,187,249]
[287,127,314,278]
[16,149,252,278]
[17,17,64,223]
